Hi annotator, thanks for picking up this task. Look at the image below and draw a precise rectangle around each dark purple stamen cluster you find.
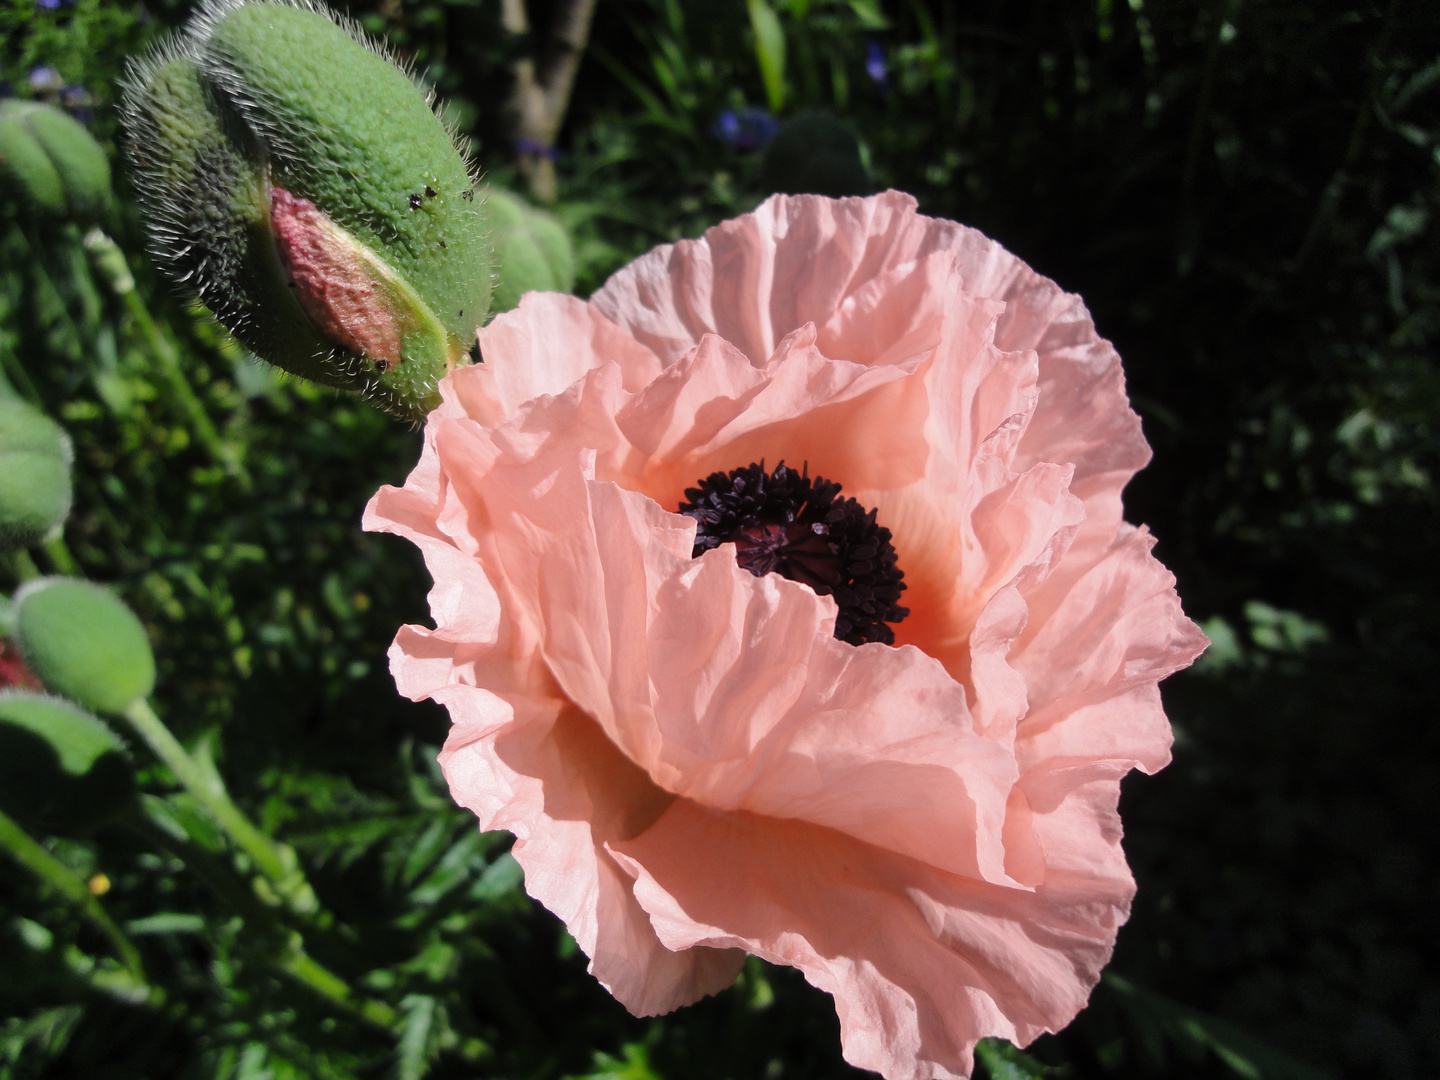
[678,461,910,646]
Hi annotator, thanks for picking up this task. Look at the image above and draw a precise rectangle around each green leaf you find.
[847,0,889,30]
[568,1042,661,1080]
[747,0,787,112]
[410,827,487,906]
[974,1037,1050,1079]
[397,994,437,1080]
[124,913,207,936]
[0,690,135,834]
[1,1005,83,1074]
[0,690,122,776]
[470,851,524,902]
[1104,974,1334,1080]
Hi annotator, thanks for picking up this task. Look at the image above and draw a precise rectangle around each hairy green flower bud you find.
[13,578,156,715]
[121,0,492,421]
[0,398,74,552]
[0,690,135,836]
[0,100,113,221]
[761,110,871,200]
[485,186,576,315]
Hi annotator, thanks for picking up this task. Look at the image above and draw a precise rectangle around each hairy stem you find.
[121,698,318,916]
[81,229,250,488]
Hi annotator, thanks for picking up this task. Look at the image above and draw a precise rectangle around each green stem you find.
[81,230,250,488]
[41,536,80,576]
[121,698,317,916]
[277,941,399,1030]
[12,549,41,582]
[0,804,147,983]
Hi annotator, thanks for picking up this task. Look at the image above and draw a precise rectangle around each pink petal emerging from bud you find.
[269,186,402,368]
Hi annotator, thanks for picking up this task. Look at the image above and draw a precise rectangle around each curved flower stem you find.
[7,548,41,583]
[121,698,318,917]
[0,804,148,986]
[41,536,80,576]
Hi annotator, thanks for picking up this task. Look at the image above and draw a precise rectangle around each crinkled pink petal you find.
[460,291,663,427]
[431,429,1020,884]
[593,191,1150,560]
[610,802,1126,1080]
[444,694,746,1015]
[365,191,1207,1080]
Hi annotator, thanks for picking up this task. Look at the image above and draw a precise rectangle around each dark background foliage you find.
[1,0,1436,1078]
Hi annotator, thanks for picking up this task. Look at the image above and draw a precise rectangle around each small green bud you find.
[121,0,493,421]
[761,110,871,199]
[13,578,156,714]
[0,690,135,836]
[0,399,74,551]
[0,100,113,220]
[485,186,576,315]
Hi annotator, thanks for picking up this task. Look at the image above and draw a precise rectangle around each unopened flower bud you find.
[13,578,156,715]
[761,110,871,199]
[121,0,493,421]
[485,186,576,315]
[0,398,74,552]
[0,99,113,220]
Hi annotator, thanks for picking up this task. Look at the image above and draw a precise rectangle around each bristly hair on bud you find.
[120,0,494,422]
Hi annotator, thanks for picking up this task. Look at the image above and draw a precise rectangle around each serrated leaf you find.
[1,1005,83,1071]
[975,1037,1050,1079]
[410,828,486,906]
[397,994,437,1080]
[1104,974,1333,1080]
[471,851,524,902]
[398,818,455,887]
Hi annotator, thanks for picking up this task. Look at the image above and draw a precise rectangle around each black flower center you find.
[678,462,910,646]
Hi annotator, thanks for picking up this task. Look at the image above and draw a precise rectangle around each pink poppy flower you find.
[364,191,1207,1079]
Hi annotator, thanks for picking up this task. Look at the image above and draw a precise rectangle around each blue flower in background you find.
[712,107,779,152]
[513,137,561,161]
[62,84,94,125]
[865,40,888,88]
[27,66,63,93]
[37,0,74,9]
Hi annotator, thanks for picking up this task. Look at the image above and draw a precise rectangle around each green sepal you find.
[13,578,156,715]
[0,690,136,836]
